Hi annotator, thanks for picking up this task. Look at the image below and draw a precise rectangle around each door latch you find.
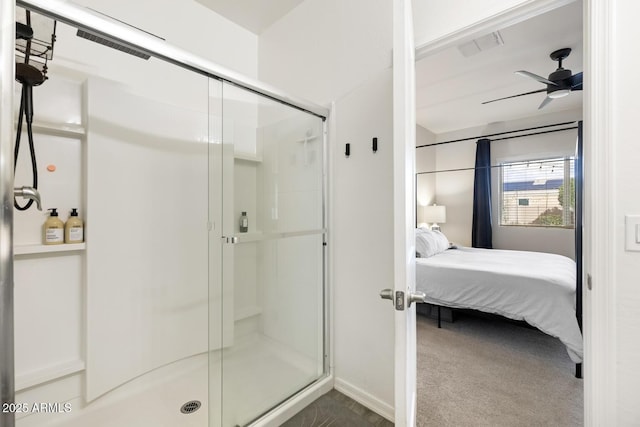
[380,289,405,311]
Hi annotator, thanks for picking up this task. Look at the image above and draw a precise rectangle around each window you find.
[500,157,575,228]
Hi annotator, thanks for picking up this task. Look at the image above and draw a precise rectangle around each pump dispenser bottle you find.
[44,208,64,245]
[65,208,84,243]
[239,211,248,233]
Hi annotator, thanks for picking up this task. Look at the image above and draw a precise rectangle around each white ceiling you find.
[416,1,583,134]
[195,1,582,135]
[195,0,304,34]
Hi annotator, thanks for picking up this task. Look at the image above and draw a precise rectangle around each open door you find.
[383,0,421,425]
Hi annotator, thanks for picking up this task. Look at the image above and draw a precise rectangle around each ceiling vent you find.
[457,31,504,57]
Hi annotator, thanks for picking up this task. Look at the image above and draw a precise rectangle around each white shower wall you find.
[83,75,210,401]
[13,1,260,424]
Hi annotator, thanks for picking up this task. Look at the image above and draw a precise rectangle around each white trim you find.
[582,0,617,424]
[394,0,417,425]
[327,104,336,378]
[415,0,576,60]
[334,377,394,422]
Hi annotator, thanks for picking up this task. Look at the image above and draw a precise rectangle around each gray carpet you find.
[416,312,583,426]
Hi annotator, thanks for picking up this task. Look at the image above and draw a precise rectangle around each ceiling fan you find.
[482,48,583,109]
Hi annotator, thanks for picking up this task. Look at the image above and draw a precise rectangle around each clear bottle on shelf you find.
[239,211,248,233]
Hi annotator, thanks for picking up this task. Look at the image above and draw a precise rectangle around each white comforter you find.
[416,247,583,362]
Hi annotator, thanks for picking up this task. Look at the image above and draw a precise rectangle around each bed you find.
[415,228,583,364]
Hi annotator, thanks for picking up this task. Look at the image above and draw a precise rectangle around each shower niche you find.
[11,13,326,427]
[12,72,87,401]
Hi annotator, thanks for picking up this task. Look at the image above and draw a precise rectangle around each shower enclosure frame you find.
[0,0,332,425]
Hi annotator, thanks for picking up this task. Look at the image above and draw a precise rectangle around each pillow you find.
[416,228,450,258]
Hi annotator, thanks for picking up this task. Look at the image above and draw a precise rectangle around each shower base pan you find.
[17,333,320,427]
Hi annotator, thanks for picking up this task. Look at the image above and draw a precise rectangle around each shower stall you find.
[0,1,329,426]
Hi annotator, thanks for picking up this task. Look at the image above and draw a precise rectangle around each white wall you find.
[61,0,258,79]
[415,125,436,226]
[611,1,640,423]
[83,76,209,401]
[259,0,395,418]
[259,0,393,107]
[423,109,581,258]
[332,68,395,416]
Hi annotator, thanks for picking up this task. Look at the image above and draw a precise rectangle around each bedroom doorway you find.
[410,0,585,424]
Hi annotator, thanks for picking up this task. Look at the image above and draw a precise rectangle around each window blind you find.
[500,157,575,228]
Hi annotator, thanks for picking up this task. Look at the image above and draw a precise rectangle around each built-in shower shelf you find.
[235,232,263,243]
[295,135,319,143]
[236,229,325,244]
[16,359,85,391]
[234,152,262,163]
[14,243,87,256]
[15,120,86,138]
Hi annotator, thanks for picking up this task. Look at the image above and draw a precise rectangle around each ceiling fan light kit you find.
[548,89,571,99]
[483,47,582,109]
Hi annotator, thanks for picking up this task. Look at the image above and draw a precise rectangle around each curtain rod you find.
[416,121,577,148]
[416,151,576,176]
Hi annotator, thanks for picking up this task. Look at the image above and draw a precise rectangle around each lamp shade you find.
[423,205,446,224]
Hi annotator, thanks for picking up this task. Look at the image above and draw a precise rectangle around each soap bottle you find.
[239,211,248,233]
[43,208,64,245]
[65,208,84,243]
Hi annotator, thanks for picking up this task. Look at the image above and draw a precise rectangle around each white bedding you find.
[416,247,583,363]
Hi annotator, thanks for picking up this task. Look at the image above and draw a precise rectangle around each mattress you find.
[415,247,583,363]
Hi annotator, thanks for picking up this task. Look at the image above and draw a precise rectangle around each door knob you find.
[407,291,426,307]
[379,289,393,300]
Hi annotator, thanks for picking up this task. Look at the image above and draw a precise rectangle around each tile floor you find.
[282,389,393,427]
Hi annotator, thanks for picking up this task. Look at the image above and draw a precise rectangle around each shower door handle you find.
[222,236,238,244]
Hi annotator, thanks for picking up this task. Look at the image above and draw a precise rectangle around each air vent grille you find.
[76,29,150,60]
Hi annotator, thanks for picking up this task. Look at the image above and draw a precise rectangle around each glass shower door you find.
[212,81,326,426]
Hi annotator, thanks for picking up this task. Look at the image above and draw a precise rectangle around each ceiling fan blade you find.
[570,71,583,90]
[482,88,547,105]
[515,70,558,86]
[538,96,553,109]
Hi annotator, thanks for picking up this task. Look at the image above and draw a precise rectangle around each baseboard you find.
[334,377,394,422]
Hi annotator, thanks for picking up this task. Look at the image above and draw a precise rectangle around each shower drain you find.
[180,400,202,414]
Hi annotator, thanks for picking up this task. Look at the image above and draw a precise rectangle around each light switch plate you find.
[625,215,640,251]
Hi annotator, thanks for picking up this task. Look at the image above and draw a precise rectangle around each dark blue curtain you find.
[472,138,492,248]
[575,122,583,332]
